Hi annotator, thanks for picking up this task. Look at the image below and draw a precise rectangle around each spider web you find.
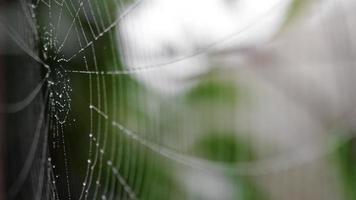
[3,0,354,200]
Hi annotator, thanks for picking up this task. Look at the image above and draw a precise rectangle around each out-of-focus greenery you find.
[193,132,253,163]
[280,0,310,30]
[187,78,239,105]
[334,135,356,200]
[193,132,265,200]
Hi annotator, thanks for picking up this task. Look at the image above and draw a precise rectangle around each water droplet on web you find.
[46,58,71,124]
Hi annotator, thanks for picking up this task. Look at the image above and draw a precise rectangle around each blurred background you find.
[1,0,356,199]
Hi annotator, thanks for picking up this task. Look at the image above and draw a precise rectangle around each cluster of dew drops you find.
[40,24,74,186]
[41,25,72,125]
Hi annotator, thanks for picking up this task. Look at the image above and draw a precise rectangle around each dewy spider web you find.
[3,0,354,200]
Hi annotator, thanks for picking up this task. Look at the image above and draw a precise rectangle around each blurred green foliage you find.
[193,132,253,163]
[193,132,265,200]
[187,79,239,105]
[335,136,356,200]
